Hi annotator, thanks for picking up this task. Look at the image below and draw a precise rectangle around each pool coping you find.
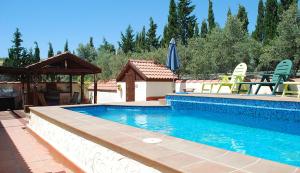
[29,103,299,173]
[169,93,300,103]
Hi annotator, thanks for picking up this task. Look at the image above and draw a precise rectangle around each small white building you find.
[89,59,177,103]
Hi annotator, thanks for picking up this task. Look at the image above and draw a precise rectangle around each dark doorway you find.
[125,71,135,101]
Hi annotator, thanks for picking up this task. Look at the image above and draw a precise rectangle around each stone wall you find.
[28,113,161,173]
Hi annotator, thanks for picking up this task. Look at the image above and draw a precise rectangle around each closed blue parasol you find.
[166,38,180,72]
[166,38,180,93]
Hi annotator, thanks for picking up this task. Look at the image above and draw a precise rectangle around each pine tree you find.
[77,38,97,62]
[64,40,69,52]
[48,42,54,58]
[89,37,94,48]
[146,17,160,50]
[208,0,216,32]
[3,28,24,67]
[99,38,115,53]
[264,0,279,42]
[253,0,265,42]
[200,20,208,38]
[194,21,199,37]
[237,5,249,32]
[178,0,196,45]
[33,41,40,62]
[119,25,135,54]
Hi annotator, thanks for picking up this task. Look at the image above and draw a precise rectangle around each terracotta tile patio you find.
[0,111,82,173]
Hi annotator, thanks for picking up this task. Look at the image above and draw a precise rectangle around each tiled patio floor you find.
[0,111,81,173]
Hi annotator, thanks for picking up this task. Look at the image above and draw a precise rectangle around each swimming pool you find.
[67,97,300,167]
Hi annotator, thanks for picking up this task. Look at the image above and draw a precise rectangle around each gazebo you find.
[0,52,101,107]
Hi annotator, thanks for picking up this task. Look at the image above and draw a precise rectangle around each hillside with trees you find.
[3,0,300,80]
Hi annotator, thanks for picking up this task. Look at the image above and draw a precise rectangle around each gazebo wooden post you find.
[80,75,84,103]
[26,74,31,105]
[69,74,73,98]
[21,75,25,107]
[93,74,97,104]
[33,75,38,106]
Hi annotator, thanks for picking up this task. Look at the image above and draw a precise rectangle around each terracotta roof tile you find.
[129,59,177,80]
[88,79,118,91]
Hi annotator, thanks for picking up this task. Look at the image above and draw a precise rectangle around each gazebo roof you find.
[0,67,27,75]
[26,52,101,75]
[0,52,101,76]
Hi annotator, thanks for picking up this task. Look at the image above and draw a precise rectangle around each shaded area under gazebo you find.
[0,52,101,108]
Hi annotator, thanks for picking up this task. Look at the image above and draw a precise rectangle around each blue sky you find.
[0,0,259,58]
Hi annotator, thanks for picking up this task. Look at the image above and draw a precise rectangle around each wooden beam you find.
[80,75,84,103]
[32,68,95,75]
[69,75,72,98]
[94,74,97,104]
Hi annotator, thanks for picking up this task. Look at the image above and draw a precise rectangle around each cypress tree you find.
[227,8,232,18]
[208,0,216,32]
[166,0,178,42]
[194,21,200,37]
[119,25,135,54]
[237,5,249,32]
[136,26,147,51]
[264,0,279,42]
[135,34,140,52]
[200,20,208,38]
[48,42,54,58]
[33,41,40,62]
[178,0,196,45]
[140,26,147,49]
[253,0,265,42]
[161,25,169,46]
[89,37,94,48]
[146,17,160,50]
[64,40,69,52]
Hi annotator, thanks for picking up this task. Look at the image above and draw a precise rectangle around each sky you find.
[0,0,260,58]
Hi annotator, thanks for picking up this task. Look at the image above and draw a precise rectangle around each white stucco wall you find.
[135,81,147,101]
[28,113,161,173]
[146,82,173,97]
[88,91,123,104]
[176,82,202,93]
[88,82,127,104]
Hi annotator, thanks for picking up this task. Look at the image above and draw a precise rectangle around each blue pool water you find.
[68,103,300,167]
